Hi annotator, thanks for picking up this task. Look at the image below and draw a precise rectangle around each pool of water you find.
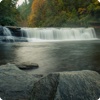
[0,40,100,74]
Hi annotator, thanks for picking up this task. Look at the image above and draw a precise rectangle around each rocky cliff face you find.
[31,70,100,100]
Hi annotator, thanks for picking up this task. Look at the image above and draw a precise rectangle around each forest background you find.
[0,0,100,27]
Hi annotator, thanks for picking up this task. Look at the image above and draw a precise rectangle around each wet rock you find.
[95,27,100,38]
[5,26,28,42]
[0,63,41,100]
[2,38,14,42]
[30,70,100,100]
[0,26,3,36]
[7,26,27,37]
[17,63,39,70]
[6,26,22,37]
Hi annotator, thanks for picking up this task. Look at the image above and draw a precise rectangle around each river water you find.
[0,40,100,74]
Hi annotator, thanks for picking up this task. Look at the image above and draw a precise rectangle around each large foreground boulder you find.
[0,63,41,100]
[31,70,100,100]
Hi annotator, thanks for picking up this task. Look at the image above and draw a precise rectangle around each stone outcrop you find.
[31,70,100,100]
[17,62,39,70]
[0,26,28,42]
[0,63,42,100]
[7,26,27,37]
[0,26,3,36]
[0,64,100,100]
[6,26,28,42]
[95,28,100,38]
[6,26,21,37]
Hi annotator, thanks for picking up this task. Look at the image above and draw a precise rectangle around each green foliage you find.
[28,0,100,27]
[1,0,99,27]
[0,0,20,26]
[17,0,33,26]
[0,16,16,25]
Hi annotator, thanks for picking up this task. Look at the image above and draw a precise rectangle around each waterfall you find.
[2,27,14,42]
[3,27,12,36]
[0,27,97,42]
[21,27,97,42]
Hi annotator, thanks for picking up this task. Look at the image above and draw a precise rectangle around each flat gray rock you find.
[0,63,41,100]
[31,70,100,100]
[17,62,39,70]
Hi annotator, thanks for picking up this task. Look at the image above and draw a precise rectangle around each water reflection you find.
[0,40,100,74]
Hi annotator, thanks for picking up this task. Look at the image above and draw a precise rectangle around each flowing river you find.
[0,40,100,74]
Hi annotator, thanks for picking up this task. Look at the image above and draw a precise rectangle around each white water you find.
[0,27,97,42]
[3,27,12,36]
[3,27,14,42]
[0,97,2,100]
[21,27,97,42]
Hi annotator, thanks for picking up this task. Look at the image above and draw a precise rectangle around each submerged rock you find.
[30,70,100,100]
[17,62,39,70]
[0,63,41,100]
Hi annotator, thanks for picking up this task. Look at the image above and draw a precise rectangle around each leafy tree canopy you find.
[28,0,100,27]
[17,0,33,26]
[0,0,20,26]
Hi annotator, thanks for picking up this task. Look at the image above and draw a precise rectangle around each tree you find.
[28,0,46,27]
[17,0,33,26]
[0,0,20,25]
[28,0,100,27]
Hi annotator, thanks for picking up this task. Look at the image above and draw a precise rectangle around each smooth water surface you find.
[0,40,100,74]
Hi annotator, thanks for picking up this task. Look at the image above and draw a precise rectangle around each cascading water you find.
[21,27,97,42]
[0,27,97,42]
[3,27,12,36]
[0,27,14,42]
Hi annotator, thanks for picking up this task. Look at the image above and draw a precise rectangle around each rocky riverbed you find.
[0,63,42,100]
[0,63,100,100]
